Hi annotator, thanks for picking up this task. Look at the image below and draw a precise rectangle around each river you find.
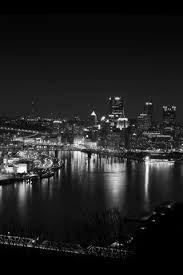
[0,151,183,241]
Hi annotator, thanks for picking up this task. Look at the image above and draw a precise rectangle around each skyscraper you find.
[116,117,129,130]
[90,110,98,126]
[29,98,38,119]
[144,101,153,122]
[162,106,176,125]
[108,96,124,127]
[137,113,151,130]
[109,96,124,116]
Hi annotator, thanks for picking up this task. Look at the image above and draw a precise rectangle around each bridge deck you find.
[0,234,134,259]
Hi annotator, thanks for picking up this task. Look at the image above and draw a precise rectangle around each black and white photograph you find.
[0,8,183,270]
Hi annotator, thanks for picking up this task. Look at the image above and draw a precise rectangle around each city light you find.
[144,161,150,211]
[144,156,150,162]
[0,9,182,266]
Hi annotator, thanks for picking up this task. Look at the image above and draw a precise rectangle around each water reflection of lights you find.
[57,168,61,179]
[18,183,27,216]
[41,178,48,185]
[71,152,86,173]
[104,162,127,208]
[180,165,183,177]
[0,186,2,211]
[87,155,97,173]
[18,182,32,217]
[147,161,174,168]
[48,177,54,199]
[144,162,150,211]
[40,177,54,200]
[111,175,123,196]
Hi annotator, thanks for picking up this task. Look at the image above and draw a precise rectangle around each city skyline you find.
[1,9,183,119]
[0,96,180,122]
[1,9,183,267]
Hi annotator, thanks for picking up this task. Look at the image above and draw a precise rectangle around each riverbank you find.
[80,147,183,162]
[0,161,64,186]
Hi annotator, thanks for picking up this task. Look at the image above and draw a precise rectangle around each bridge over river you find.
[0,234,134,260]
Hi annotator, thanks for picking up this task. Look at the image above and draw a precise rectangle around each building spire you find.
[91,110,96,116]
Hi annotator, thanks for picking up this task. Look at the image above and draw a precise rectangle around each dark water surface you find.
[0,151,183,240]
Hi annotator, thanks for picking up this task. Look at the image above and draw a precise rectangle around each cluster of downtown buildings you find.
[0,97,182,152]
[80,97,180,151]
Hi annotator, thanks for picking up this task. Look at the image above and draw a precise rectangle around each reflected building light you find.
[42,178,48,185]
[151,162,174,183]
[71,151,86,177]
[48,178,54,200]
[111,176,122,197]
[41,178,50,200]
[18,183,28,217]
[0,186,2,210]
[148,161,174,170]
[180,166,183,177]
[87,154,97,173]
[144,156,150,162]
[18,183,27,202]
[58,168,61,179]
[144,162,150,211]
[104,162,127,208]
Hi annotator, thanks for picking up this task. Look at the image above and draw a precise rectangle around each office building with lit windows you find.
[108,96,125,127]
[144,101,153,124]
[90,110,98,126]
[137,113,151,130]
[109,96,124,116]
[162,105,176,125]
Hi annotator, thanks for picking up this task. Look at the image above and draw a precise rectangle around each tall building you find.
[144,101,153,123]
[162,106,176,125]
[108,96,124,127]
[116,117,129,130]
[137,113,151,130]
[109,96,124,116]
[29,98,38,119]
[90,110,98,126]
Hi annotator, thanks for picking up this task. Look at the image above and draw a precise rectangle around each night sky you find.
[0,9,183,120]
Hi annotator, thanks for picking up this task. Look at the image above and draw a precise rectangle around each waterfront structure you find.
[16,163,28,174]
[162,106,176,125]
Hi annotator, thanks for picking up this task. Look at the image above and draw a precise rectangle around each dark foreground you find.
[0,246,134,272]
[1,202,183,272]
[0,244,179,272]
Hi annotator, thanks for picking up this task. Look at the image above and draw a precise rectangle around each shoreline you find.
[0,163,64,186]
